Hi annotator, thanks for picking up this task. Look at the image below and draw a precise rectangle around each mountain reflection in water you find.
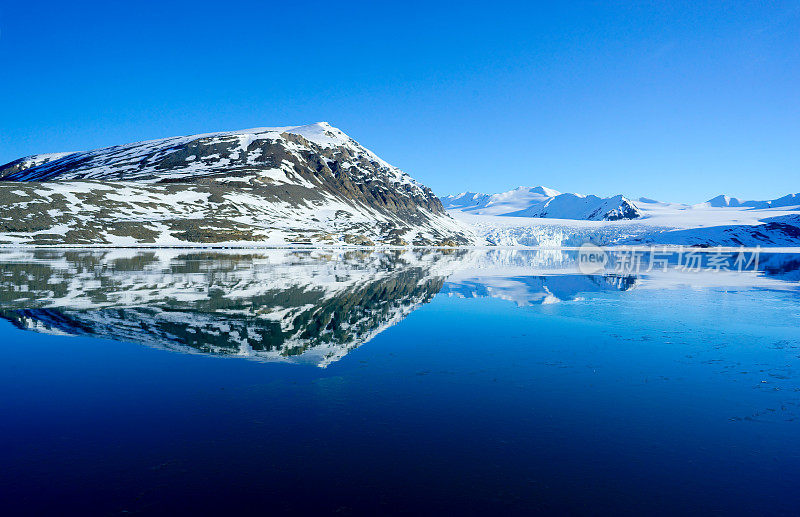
[1,248,798,366]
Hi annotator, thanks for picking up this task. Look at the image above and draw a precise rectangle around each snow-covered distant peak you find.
[441,186,639,221]
[441,185,562,216]
[451,191,486,200]
[771,193,800,208]
[492,185,562,201]
[700,193,800,210]
[525,185,561,198]
[637,197,664,205]
[704,195,743,208]
[502,185,562,196]
[510,193,641,221]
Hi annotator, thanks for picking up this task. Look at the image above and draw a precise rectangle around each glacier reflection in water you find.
[1,248,798,366]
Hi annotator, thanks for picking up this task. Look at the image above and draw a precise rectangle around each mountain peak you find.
[706,194,742,207]
[528,185,561,197]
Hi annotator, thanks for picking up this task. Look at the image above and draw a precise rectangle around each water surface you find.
[1,249,799,515]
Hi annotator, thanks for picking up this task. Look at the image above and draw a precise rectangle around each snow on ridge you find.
[1,122,425,192]
[7,152,79,171]
[12,123,343,162]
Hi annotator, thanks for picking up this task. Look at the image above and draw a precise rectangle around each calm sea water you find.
[1,249,799,515]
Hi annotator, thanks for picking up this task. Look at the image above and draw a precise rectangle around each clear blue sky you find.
[1,1,798,203]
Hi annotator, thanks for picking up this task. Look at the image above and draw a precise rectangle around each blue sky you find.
[1,1,798,203]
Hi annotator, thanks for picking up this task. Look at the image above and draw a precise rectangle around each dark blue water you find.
[1,249,799,515]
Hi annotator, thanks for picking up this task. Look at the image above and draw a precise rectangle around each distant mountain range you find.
[0,122,476,246]
[441,186,641,221]
[443,186,800,247]
[702,193,800,209]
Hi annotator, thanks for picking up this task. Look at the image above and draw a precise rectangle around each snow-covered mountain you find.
[703,193,800,209]
[0,123,476,246]
[442,186,561,215]
[508,193,640,220]
[445,187,800,247]
[441,186,641,221]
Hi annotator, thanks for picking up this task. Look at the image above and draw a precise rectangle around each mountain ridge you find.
[702,193,800,209]
[0,123,476,246]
